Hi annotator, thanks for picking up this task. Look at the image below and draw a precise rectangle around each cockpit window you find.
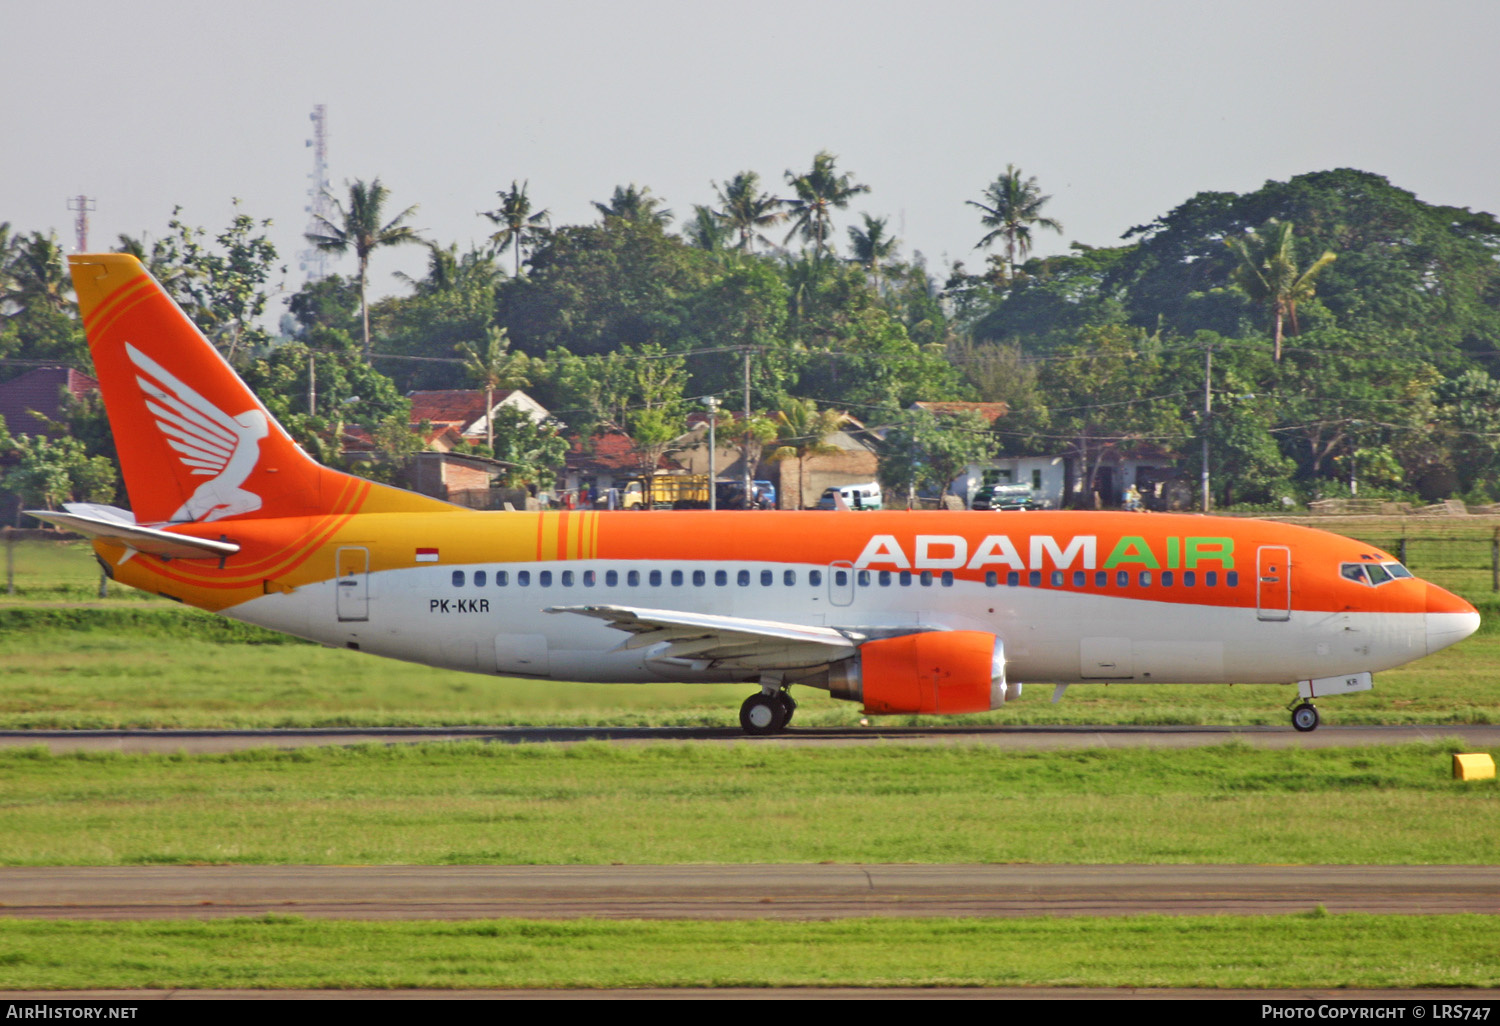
[1341,561,1412,586]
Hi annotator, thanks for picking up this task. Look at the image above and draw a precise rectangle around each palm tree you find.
[592,184,673,228]
[713,172,785,252]
[968,165,1064,281]
[395,242,502,296]
[481,181,550,276]
[305,178,424,360]
[7,232,72,314]
[783,151,869,264]
[456,326,531,452]
[766,398,851,507]
[1226,219,1337,362]
[683,205,733,251]
[847,213,898,287]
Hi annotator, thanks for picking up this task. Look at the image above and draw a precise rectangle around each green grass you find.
[0,914,1496,990]
[0,742,1494,866]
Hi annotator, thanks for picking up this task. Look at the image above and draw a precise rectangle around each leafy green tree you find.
[2,434,116,514]
[305,178,424,360]
[879,407,997,504]
[1225,219,1336,361]
[592,184,673,228]
[456,327,531,450]
[712,172,785,252]
[846,214,898,287]
[540,344,688,440]
[783,151,869,264]
[968,165,1064,281]
[481,181,550,276]
[683,205,733,252]
[0,231,87,370]
[766,399,850,507]
[479,405,568,490]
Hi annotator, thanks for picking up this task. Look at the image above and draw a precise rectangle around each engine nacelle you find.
[827,631,1009,715]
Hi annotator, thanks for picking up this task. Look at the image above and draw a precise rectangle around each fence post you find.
[4,530,13,596]
[1492,528,1499,593]
[1399,537,1408,566]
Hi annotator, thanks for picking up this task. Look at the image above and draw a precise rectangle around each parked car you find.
[817,482,883,510]
[972,483,1036,510]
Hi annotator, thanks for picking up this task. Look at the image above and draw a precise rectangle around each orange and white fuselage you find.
[42,255,1479,733]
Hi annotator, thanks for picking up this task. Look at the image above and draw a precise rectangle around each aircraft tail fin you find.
[68,254,461,524]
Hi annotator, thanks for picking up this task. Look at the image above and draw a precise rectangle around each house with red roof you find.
[0,367,99,438]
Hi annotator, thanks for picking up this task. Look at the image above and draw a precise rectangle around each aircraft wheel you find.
[1291,703,1320,733]
[776,691,797,728]
[740,693,784,735]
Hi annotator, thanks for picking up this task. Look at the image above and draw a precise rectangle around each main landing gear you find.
[740,687,797,735]
[1290,700,1320,733]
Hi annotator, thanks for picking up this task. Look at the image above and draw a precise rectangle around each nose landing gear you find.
[1290,701,1320,732]
[740,687,796,735]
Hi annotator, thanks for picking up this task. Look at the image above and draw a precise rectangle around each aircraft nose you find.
[1426,584,1480,655]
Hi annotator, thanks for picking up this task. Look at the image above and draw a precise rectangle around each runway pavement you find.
[1,723,1497,753]
[3,864,1498,920]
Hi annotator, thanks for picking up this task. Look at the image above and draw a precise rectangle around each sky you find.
[6,0,1499,308]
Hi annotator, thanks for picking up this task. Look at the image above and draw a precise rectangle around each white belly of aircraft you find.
[220,559,1429,688]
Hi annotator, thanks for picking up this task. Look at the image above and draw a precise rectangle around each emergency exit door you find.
[336,546,369,622]
[1256,545,1291,622]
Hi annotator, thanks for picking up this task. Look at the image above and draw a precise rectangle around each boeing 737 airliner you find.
[35,254,1480,734]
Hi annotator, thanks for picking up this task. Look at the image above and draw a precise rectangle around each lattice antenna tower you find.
[67,195,96,252]
[298,104,333,282]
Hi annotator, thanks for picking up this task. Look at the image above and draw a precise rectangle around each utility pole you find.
[1201,343,1213,513]
[703,395,720,511]
[742,347,753,501]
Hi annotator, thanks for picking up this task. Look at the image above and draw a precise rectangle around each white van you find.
[817,482,883,510]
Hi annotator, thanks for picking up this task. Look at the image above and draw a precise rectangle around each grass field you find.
[2,913,1497,990]
[0,741,1494,866]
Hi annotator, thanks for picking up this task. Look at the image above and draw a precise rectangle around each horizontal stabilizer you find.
[26,507,240,559]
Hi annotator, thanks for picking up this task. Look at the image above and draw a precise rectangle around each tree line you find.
[4,160,1500,513]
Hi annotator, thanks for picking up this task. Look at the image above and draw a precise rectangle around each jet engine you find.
[824,631,1013,715]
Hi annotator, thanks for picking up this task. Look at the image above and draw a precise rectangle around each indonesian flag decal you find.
[415,548,440,563]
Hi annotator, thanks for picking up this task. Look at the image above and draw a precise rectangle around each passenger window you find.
[452,570,466,587]
[628,570,640,587]
[517,571,530,586]
[496,571,508,586]
[857,570,871,587]
[1139,571,1152,587]
[693,570,707,587]
[1029,571,1041,587]
[539,571,553,587]
[605,570,618,587]
[760,570,773,586]
[1161,571,1174,587]
[985,571,998,587]
[810,570,823,586]
[834,570,848,587]
[900,571,912,586]
[1095,571,1107,587]
[474,570,487,587]
[879,571,892,587]
[1366,564,1391,586]
[714,570,727,586]
[1225,571,1238,587]
[648,570,661,587]
[941,571,953,587]
[784,570,797,586]
[1183,571,1196,587]
[671,570,684,587]
[919,571,933,586]
[738,570,751,587]
[583,570,596,587]
[1205,571,1218,587]
[1051,571,1065,587]
[1116,570,1129,588]
[1072,571,1086,587]
[561,571,574,587]
[1007,572,1019,587]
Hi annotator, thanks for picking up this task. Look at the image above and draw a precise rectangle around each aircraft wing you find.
[25,504,240,559]
[545,604,861,671]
